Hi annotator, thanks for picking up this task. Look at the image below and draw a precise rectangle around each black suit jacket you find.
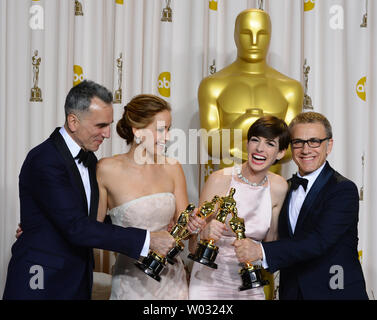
[3,128,146,299]
[263,162,368,300]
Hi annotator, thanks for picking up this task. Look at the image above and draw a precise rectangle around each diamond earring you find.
[135,136,141,144]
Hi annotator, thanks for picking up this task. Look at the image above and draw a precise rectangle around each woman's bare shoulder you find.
[202,167,233,197]
[268,171,288,196]
[162,157,184,176]
[97,154,124,175]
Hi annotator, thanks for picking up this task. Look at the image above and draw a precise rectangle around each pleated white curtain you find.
[0,0,375,299]
[365,0,376,301]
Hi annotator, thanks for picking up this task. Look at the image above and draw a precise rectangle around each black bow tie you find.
[75,149,91,167]
[290,174,308,191]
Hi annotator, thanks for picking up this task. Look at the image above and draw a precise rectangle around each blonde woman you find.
[97,94,190,300]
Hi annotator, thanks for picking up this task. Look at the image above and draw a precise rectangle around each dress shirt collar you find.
[296,162,326,194]
[59,126,81,159]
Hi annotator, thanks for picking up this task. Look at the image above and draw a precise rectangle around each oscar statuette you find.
[189,188,237,269]
[161,0,172,22]
[75,0,84,16]
[303,59,313,110]
[136,204,196,281]
[166,204,196,265]
[113,53,122,104]
[187,195,222,261]
[30,50,43,102]
[229,215,268,290]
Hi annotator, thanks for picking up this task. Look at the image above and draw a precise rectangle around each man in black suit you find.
[3,80,175,299]
[234,112,368,299]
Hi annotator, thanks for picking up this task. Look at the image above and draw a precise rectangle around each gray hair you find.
[64,80,113,119]
[289,112,333,139]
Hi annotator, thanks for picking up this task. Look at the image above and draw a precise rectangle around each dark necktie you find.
[75,149,91,167]
[290,174,308,192]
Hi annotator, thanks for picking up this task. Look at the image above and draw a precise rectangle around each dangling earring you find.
[135,136,141,145]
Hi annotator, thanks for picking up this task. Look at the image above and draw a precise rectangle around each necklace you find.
[236,166,267,187]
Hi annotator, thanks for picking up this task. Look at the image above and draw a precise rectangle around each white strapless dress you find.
[108,192,188,300]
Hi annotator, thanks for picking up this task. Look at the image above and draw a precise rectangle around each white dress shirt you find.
[59,127,150,256]
[260,162,326,268]
[59,127,91,214]
[288,162,326,233]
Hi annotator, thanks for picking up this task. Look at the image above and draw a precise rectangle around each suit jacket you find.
[263,162,368,300]
[3,128,146,300]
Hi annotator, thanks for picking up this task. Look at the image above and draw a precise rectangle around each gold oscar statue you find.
[30,50,43,102]
[360,153,365,201]
[75,0,84,16]
[209,59,216,75]
[187,195,222,261]
[198,9,303,169]
[229,215,268,290]
[166,203,196,265]
[189,188,237,269]
[360,0,367,28]
[161,0,172,22]
[113,53,123,104]
[191,195,221,221]
[303,59,313,110]
[136,204,196,282]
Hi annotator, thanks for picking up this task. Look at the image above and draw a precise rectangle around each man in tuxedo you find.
[3,80,175,299]
[234,112,368,299]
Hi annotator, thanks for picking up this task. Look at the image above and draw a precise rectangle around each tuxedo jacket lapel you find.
[280,185,294,237]
[294,162,334,232]
[88,153,99,221]
[50,128,89,213]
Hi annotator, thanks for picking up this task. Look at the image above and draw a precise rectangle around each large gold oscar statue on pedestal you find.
[198,9,303,170]
[198,8,303,300]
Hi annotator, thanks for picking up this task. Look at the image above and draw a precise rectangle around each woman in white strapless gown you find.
[96,95,200,300]
[108,193,188,300]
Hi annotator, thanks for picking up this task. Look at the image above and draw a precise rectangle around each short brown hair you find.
[116,94,171,144]
[289,112,332,139]
[247,116,290,151]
